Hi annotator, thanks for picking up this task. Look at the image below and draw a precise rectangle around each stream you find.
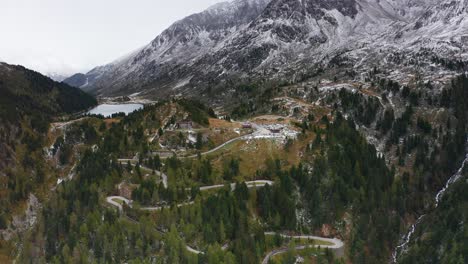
[391,139,468,263]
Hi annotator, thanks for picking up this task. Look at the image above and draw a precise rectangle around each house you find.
[176,120,193,130]
[242,122,252,129]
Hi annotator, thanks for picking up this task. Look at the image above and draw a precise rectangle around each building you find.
[269,128,282,134]
[242,122,252,129]
[176,120,193,130]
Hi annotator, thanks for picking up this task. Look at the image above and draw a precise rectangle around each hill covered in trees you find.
[0,62,96,260]
[1,57,467,263]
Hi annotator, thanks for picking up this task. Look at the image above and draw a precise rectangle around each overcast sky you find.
[0,0,225,77]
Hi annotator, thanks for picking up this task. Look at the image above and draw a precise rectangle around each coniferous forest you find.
[1,1,468,263]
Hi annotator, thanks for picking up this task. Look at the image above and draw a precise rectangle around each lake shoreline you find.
[87,103,144,117]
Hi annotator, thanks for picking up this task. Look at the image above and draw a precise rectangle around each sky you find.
[0,0,225,77]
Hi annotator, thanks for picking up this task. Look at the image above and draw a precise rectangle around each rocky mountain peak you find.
[65,0,467,98]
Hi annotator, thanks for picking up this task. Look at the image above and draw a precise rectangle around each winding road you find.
[117,124,277,187]
[198,180,274,191]
[118,159,168,188]
[107,125,344,260]
[53,109,343,260]
[106,196,130,212]
[107,180,273,212]
[178,123,285,159]
[184,134,251,158]
[262,233,344,264]
[106,180,344,260]
[105,197,203,254]
[106,180,274,255]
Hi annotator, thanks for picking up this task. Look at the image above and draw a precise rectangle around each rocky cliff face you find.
[66,0,468,98]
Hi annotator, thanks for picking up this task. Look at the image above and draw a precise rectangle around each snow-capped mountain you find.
[47,73,69,82]
[67,0,271,95]
[65,0,468,97]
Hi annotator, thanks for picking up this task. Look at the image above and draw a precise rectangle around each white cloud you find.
[2,53,80,76]
[0,0,225,76]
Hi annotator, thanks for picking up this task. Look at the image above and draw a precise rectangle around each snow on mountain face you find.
[73,0,468,98]
[191,0,468,85]
[47,73,69,82]
[78,0,271,96]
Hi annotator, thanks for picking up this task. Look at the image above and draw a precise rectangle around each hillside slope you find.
[0,62,96,260]
[65,0,271,96]
[0,63,96,119]
[0,62,97,173]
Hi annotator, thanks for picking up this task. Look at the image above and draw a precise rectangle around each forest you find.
[1,69,467,264]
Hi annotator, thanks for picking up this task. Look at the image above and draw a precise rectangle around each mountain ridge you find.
[66,0,271,95]
[64,0,468,99]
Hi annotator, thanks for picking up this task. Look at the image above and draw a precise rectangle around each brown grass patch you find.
[208,139,281,179]
[251,115,292,124]
[104,118,121,126]
[209,118,241,129]
[0,252,12,264]
[208,132,316,179]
